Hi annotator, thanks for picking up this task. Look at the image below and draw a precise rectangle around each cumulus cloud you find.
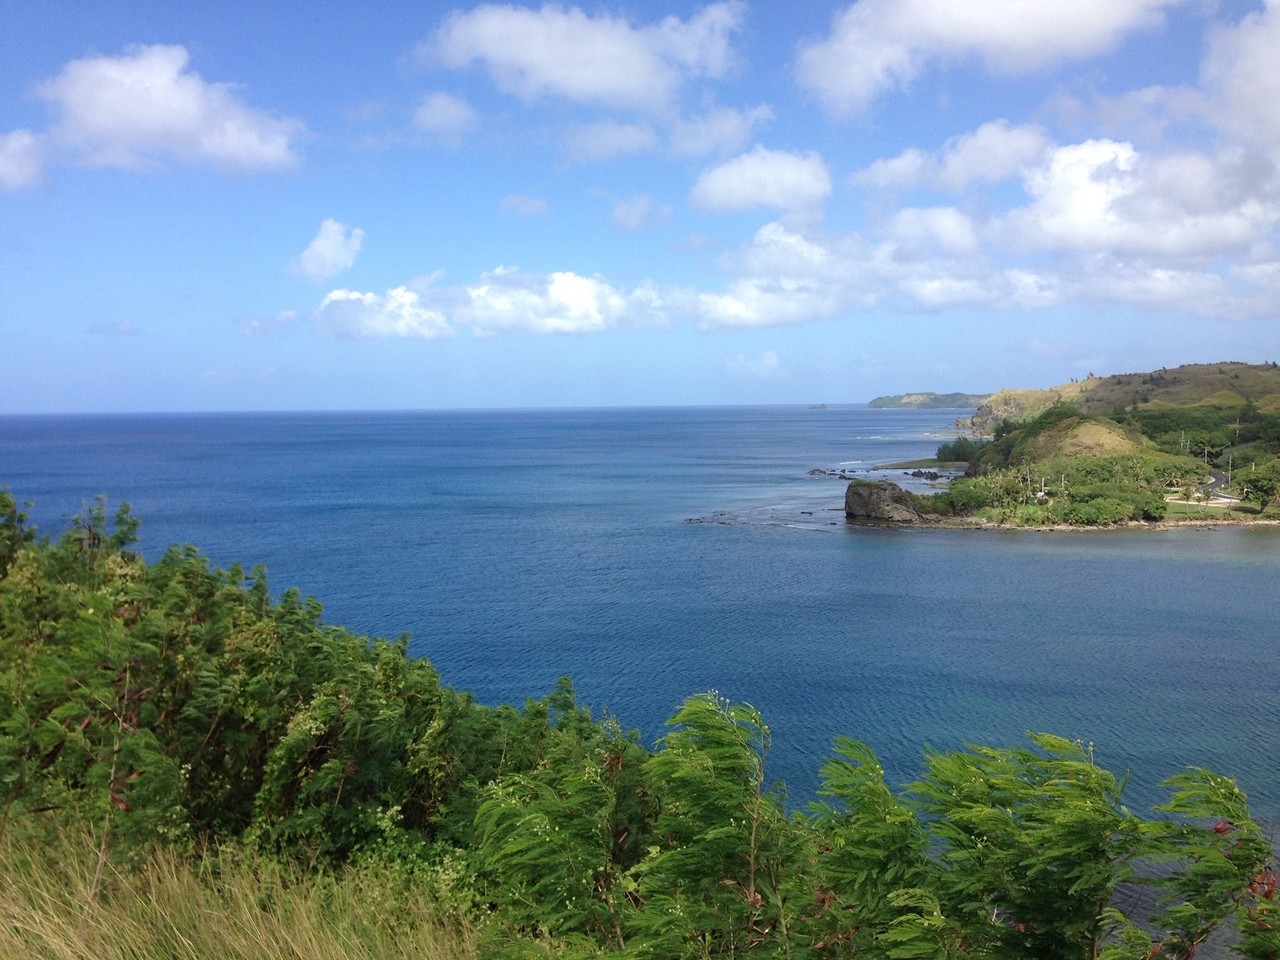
[413,91,477,142]
[696,276,850,328]
[1200,1,1280,153]
[886,207,980,256]
[684,180,1275,327]
[313,267,667,339]
[35,44,304,172]
[1069,255,1237,312]
[797,0,1184,115]
[317,285,452,339]
[689,217,1061,326]
[692,223,863,327]
[1001,140,1279,257]
[290,219,365,284]
[855,120,1051,191]
[691,146,832,214]
[462,267,637,334]
[0,130,45,189]
[425,2,744,113]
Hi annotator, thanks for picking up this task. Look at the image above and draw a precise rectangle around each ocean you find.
[2,405,1278,821]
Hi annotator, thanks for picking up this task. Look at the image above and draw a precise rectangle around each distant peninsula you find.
[855,360,1280,528]
[868,391,991,409]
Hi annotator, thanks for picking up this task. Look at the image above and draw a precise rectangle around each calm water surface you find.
[2,406,1277,819]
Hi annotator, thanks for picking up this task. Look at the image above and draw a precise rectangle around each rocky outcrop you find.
[844,480,926,524]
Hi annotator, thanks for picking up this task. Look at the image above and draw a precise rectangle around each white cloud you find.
[463,267,652,334]
[898,276,996,309]
[313,267,667,339]
[0,129,44,189]
[1201,1,1280,153]
[36,44,304,172]
[693,100,1280,328]
[732,221,836,275]
[566,120,659,162]
[853,148,931,191]
[1232,260,1280,293]
[797,0,1184,115]
[426,2,744,113]
[855,120,1050,191]
[696,276,849,328]
[316,286,452,339]
[1008,139,1140,248]
[291,219,365,284]
[691,220,1061,324]
[669,104,773,156]
[413,91,477,142]
[692,223,863,327]
[1002,140,1279,257]
[1071,255,1236,311]
[691,146,832,214]
[612,194,671,230]
[500,194,550,216]
[934,121,1052,190]
[886,207,980,256]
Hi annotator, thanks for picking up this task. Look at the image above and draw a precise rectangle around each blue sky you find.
[3,0,1279,412]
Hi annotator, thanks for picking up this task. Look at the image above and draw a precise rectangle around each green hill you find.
[920,362,1280,526]
[971,361,1280,433]
[869,390,990,408]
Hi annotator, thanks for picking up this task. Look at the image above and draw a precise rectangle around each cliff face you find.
[844,480,926,524]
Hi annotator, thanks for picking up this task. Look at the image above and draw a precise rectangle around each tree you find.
[1243,462,1280,513]
[908,734,1142,960]
[628,693,804,956]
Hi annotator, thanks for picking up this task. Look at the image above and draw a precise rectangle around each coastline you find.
[851,462,1280,533]
[911,515,1280,533]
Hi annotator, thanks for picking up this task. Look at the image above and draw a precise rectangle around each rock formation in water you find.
[844,480,926,524]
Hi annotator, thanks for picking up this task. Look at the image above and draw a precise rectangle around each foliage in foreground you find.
[1,489,1277,959]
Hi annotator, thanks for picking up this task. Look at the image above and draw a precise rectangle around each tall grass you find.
[0,829,478,960]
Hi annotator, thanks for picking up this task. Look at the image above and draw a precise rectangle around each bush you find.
[935,436,990,463]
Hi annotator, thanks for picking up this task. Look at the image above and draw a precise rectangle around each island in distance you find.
[868,391,992,408]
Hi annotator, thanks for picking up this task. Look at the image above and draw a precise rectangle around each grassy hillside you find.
[924,365,1280,526]
[1014,415,1140,462]
[971,361,1280,433]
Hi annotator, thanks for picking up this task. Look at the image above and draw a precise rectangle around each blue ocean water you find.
[2,406,1278,821]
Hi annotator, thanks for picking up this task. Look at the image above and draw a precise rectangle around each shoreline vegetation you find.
[859,465,1280,531]
[848,360,1280,531]
[2,489,1278,959]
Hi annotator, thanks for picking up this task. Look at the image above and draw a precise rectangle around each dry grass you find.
[1256,393,1280,415]
[973,363,1280,431]
[0,830,479,960]
[1017,417,1140,461]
